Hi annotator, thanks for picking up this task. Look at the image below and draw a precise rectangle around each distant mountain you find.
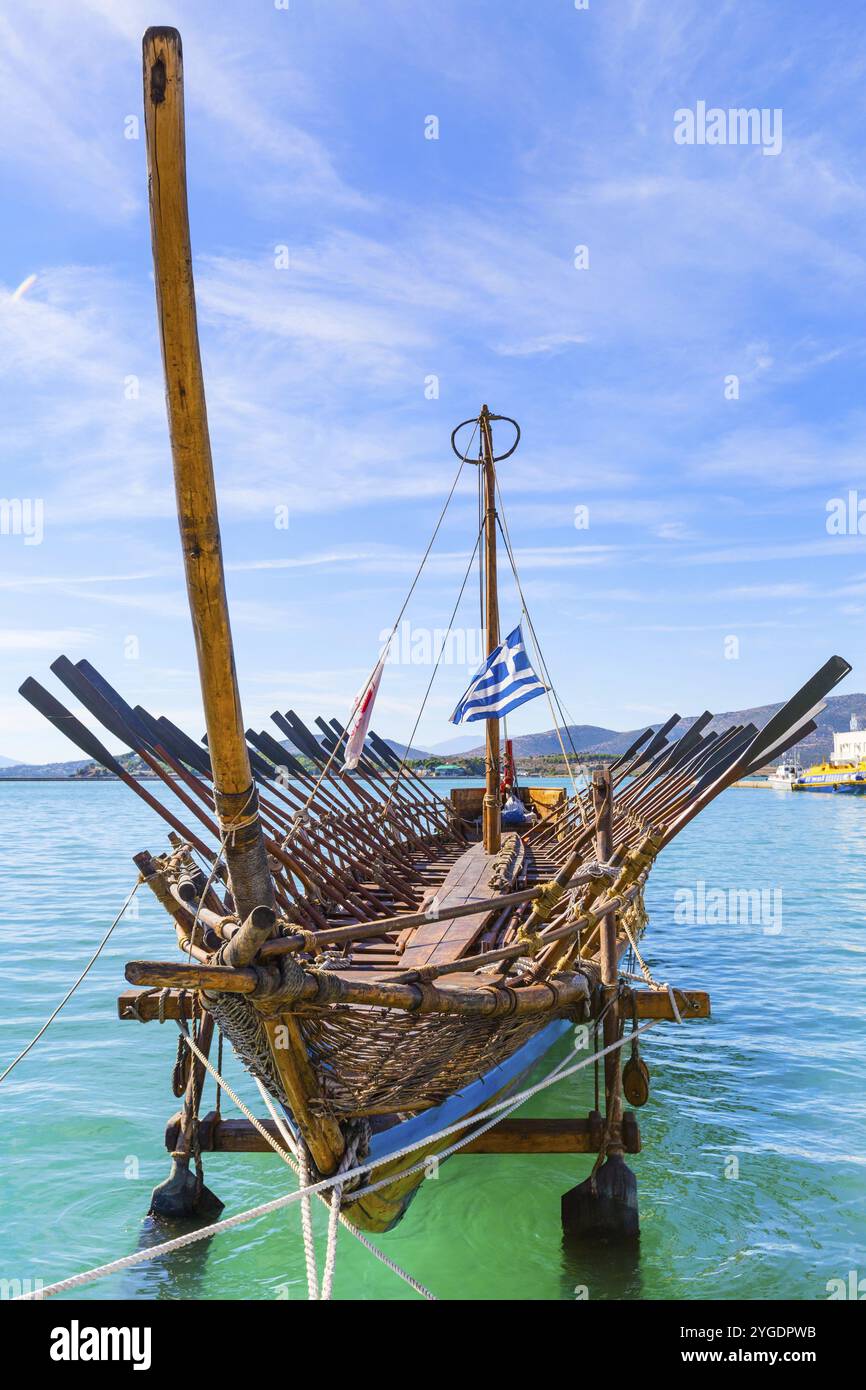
[382,738,432,761]
[0,754,22,767]
[425,735,483,756]
[463,724,620,758]
[0,757,92,778]
[639,692,866,766]
[460,693,866,763]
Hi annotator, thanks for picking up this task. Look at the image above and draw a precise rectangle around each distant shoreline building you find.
[832,714,866,765]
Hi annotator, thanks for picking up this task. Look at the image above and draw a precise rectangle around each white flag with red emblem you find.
[342,652,387,771]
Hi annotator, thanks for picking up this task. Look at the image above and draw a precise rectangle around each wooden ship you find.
[19,29,852,1249]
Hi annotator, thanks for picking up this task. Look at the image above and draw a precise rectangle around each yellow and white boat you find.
[794,759,866,794]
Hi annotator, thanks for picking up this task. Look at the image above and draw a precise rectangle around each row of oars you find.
[117,654,850,1014]
[502,655,851,984]
[19,653,849,998]
[526,715,681,855]
[528,685,816,868]
[19,658,463,934]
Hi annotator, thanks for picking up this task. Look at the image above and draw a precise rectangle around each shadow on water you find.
[118,1212,219,1300]
[559,1233,643,1301]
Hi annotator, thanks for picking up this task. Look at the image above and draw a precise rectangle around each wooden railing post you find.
[593,766,622,1155]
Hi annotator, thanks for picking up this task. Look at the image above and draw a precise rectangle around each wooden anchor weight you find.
[622,994,651,1108]
[148,1010,224,1222]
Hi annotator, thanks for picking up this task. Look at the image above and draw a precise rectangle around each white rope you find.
[235,1044,437,1300]
[617,920,683,1024]
[15,1017,661,1301]
[297,1140,320,1299]
[569,859,618,886]
[665,982,683,1024]
[320,1188,341,1301]
[252,1079,320,1298]
[0,877,141,1085]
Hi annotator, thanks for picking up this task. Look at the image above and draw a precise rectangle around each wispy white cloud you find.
[0,628,95,651]
[4,0,866,760]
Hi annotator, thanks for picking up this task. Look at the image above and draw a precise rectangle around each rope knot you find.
[533,879,565,922]
[516,923,544,958]
[289,927,318,955]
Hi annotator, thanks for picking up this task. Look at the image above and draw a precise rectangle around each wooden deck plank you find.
[400,842,499,969]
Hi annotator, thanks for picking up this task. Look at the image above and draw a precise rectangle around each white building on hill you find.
[832,714,866,764]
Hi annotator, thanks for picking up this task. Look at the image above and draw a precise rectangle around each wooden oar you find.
[18,677,216,859]
[246,728,421,899]
[68,662,316,921]
[659,656,850,846]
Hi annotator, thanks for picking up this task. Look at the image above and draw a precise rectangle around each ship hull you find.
[343,1019,573,1232]
[794,780,866,793]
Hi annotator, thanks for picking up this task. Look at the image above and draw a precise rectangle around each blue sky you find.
[1,0,865,763]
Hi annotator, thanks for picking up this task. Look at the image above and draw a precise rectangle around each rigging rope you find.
[279,422,480,845]
[384,520,484,812]
[493,494,582,808]
[0,876,142,1085]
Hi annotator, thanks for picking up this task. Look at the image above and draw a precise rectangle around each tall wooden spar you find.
[479,405,501,854]
[141,29,274,938]
[142,28,343,1183]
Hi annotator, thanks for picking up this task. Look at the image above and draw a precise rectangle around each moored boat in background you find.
[793,759,866,793]
[765,761,801,789]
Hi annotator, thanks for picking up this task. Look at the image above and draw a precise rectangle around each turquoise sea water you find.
[0,777,863,1301]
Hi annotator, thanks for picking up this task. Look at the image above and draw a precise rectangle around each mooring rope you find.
[252,1079,319,1298]
[15,1018,663,1301]
[616,914,683,1021]
[0,876,142,1085]
[200,1033,436,1301]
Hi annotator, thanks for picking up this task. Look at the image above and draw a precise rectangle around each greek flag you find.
[450,625,546,725]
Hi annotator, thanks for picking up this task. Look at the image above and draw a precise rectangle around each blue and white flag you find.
[450,625,546,725]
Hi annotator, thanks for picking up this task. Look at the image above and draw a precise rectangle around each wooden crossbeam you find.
[164,1111,641,1156]
[118,985,710,1023]
[627,987,710,1019]
[118,988,196,1021]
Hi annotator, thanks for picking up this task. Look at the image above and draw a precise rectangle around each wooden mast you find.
[141,28,344,1180]
[480,405,501,853]
[141,29,274,931]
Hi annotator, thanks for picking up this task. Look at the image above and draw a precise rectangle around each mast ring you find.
[450,413,521,464]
